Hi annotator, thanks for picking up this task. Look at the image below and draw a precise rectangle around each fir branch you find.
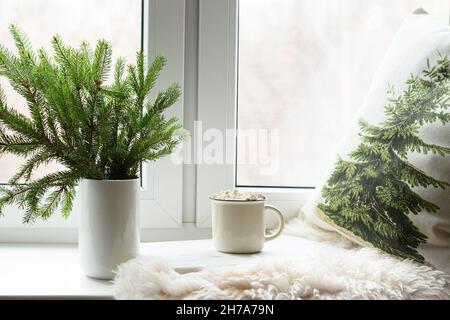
[0,25,184,222]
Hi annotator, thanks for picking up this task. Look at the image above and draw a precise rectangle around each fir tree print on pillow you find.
[318,56,450,263]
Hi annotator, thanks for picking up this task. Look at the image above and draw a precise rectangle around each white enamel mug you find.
[211,199,285,253]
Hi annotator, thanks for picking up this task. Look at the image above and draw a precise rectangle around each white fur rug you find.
[113,234,450,299]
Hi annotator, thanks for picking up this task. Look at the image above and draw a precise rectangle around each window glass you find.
[236,0,449,187]
[0,0,141,182]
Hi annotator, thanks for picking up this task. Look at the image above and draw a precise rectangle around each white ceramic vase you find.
[79,178,140,279]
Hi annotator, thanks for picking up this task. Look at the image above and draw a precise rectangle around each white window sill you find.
[0,235,304,299]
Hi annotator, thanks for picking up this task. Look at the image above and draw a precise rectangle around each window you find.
[236,0,450,188]
[1,0,449,239]
[196,0,450,227]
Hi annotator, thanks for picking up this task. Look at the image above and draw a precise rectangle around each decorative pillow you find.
[301,9,450,273]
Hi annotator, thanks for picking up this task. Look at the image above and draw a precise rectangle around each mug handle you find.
[264,204,285,241]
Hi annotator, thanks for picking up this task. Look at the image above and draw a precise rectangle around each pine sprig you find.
[318,55,450,263]
[0,25,184,222]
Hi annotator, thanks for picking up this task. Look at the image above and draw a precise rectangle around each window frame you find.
[195,0,308,228]
[196,0,450,227]
[0,0,322,242]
